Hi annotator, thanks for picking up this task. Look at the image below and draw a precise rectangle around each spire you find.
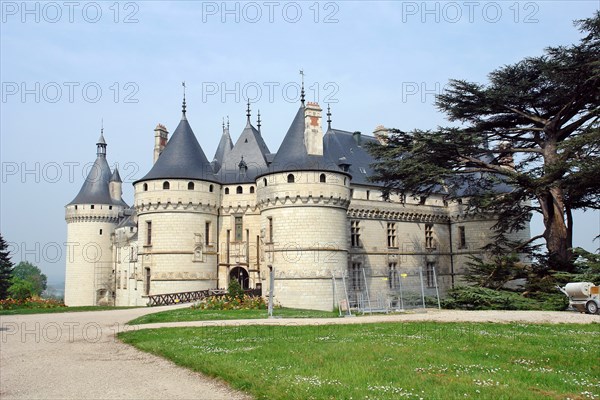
[227,115,230,131]
[246,100,251,124]
[96,123,107,157]
[257,109,262,134]
[110,167,122,183]
[299,69,305,106]
[326,104,332,130]
[222,117,225,133]
[181,81,187,119]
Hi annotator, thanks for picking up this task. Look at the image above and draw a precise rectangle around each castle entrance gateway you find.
[230,266,249,289]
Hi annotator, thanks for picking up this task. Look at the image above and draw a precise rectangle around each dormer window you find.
[225,188,230,195]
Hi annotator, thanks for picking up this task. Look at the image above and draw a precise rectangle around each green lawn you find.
[0,306,140,315]
[120,322,600,400]
[128,307,339,325]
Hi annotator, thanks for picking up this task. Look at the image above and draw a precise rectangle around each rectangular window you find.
[146,221,152,245]
[351,220,361,247]
[387,222,397,248]
[425,224,435,249]
[459,226,466,249]
[366,190,370,200]
[268,217,273,243]
[350,262,363,292]
[116,271,121,289]
[205,221,211,246]
[388,262,398,289]
[234,216,243,242]
[426,262,435,288]
[99,229,103,235]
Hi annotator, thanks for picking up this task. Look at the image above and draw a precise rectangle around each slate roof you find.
[110,168,122,183]
[217,119,271,183]
[135,112,217,184]
[68,152,114,205]
[268,106,342,175]
[323,128,378,186]
[212,125,234,172]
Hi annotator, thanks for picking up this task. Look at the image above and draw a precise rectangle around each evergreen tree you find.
[368,13,600,272]
[0,233,14,300]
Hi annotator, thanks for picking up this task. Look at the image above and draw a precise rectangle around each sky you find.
[1,0,599,286]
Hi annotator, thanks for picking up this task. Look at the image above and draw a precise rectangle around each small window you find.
[425,224,436,249]
[99,229,103,235]
[75,205,78,210]
[387,222,397,248]
[388,262,398,289]
[225,188,230,195]
[420,196,426,205]
[344,177,347,185]
[319,173,326,183]
[146,221,152,246]
[287,174,295,183]
[209,184,214,192]
[268,217,273,243]
[351,220,361,247]
[188,182,194,190]
[426,262,436,288]
[250,186,255,194]
[236,186,243,194]
[263,178,267,187]
[349,263,363,292]
[205,222,211,246]
[109,206,113,210]
[366,190,370,200]
[143,183,148,191]
[91,205,95,210]
[163,181,170,190]
[459,226,467,249]
[234,216,243,242]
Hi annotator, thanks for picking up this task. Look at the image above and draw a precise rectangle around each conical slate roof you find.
[218,120,271,183]
[136,114,217,183]
[110,167,122,183]
[68,149,113,205]
[212,126,234,172]
[269,106,340,174]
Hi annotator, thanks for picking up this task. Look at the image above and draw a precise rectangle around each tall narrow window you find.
[366,190,370,200]
[458,226,466,249]
[388,262,398,289]
[263,178,268,187]
[209,184,214,192]
[425,224,435,249]
[143,183,148,191]
[351,220,361,247]
[268,217,273,243]
[205,221,211,246]
[250,186,255,193]
[146,221,152,245]
[145,268,151,295]
[234,217,243,242]
[99,229,103,235]
[426,262,435,288]
[350,263,363,292]
[387,222,397,248]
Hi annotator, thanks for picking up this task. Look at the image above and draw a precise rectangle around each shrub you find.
[192,294,267,311]
[442,286,566,311]
[0,297,65,310]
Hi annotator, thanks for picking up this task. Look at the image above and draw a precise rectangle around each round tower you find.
[133,98,221,297]
[65,131,125,306]
[257,102,351,311]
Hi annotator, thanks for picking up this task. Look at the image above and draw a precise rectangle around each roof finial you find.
[257,109,262,133]
[222,117,225,132]
[299,69,305,106]
[246,99,251,123]
[327,104,332,130]
[182,81,187,116]
[227,115,230,130]
[101,117,104,134]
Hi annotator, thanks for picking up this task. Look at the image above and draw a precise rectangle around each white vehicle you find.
[557,282,600,314]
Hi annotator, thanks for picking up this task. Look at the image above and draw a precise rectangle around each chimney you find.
[353,131,362,146]
[304,102,323,156]
[373,125,389,145]
[153,124,169,164]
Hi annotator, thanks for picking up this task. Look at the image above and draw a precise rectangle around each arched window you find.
[225,188,230,195]
[263,178,267,187]
[163,181,170,190]
[319,173,326,183]
[250,186,255,194]
[143,183,148,191]
[287,174,295,183]
[188,182,194,190]
[236,186,243,194]
[209,184,214,193]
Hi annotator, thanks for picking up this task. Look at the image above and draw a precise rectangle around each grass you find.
[0,306,140,315]
[120,322,600,400]
[127,307,339,325]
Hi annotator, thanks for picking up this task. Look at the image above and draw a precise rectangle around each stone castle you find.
[64,92,529,310]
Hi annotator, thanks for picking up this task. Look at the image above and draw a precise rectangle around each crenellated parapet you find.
[347,207,450,223]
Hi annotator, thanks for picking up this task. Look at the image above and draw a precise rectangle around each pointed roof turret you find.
[110,167,122,183]
[135,99,217,184]
[212,117,234,172]
[68,129,113,205]
[269,105,341,174]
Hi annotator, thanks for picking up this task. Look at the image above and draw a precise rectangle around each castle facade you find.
[64,95,529,310]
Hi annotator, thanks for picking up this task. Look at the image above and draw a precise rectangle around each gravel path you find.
[0,305,251,400]
[1,306,597,400]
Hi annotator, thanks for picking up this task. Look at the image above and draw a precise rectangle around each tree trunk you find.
[538,187,573,272]
[565,204,574,251]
